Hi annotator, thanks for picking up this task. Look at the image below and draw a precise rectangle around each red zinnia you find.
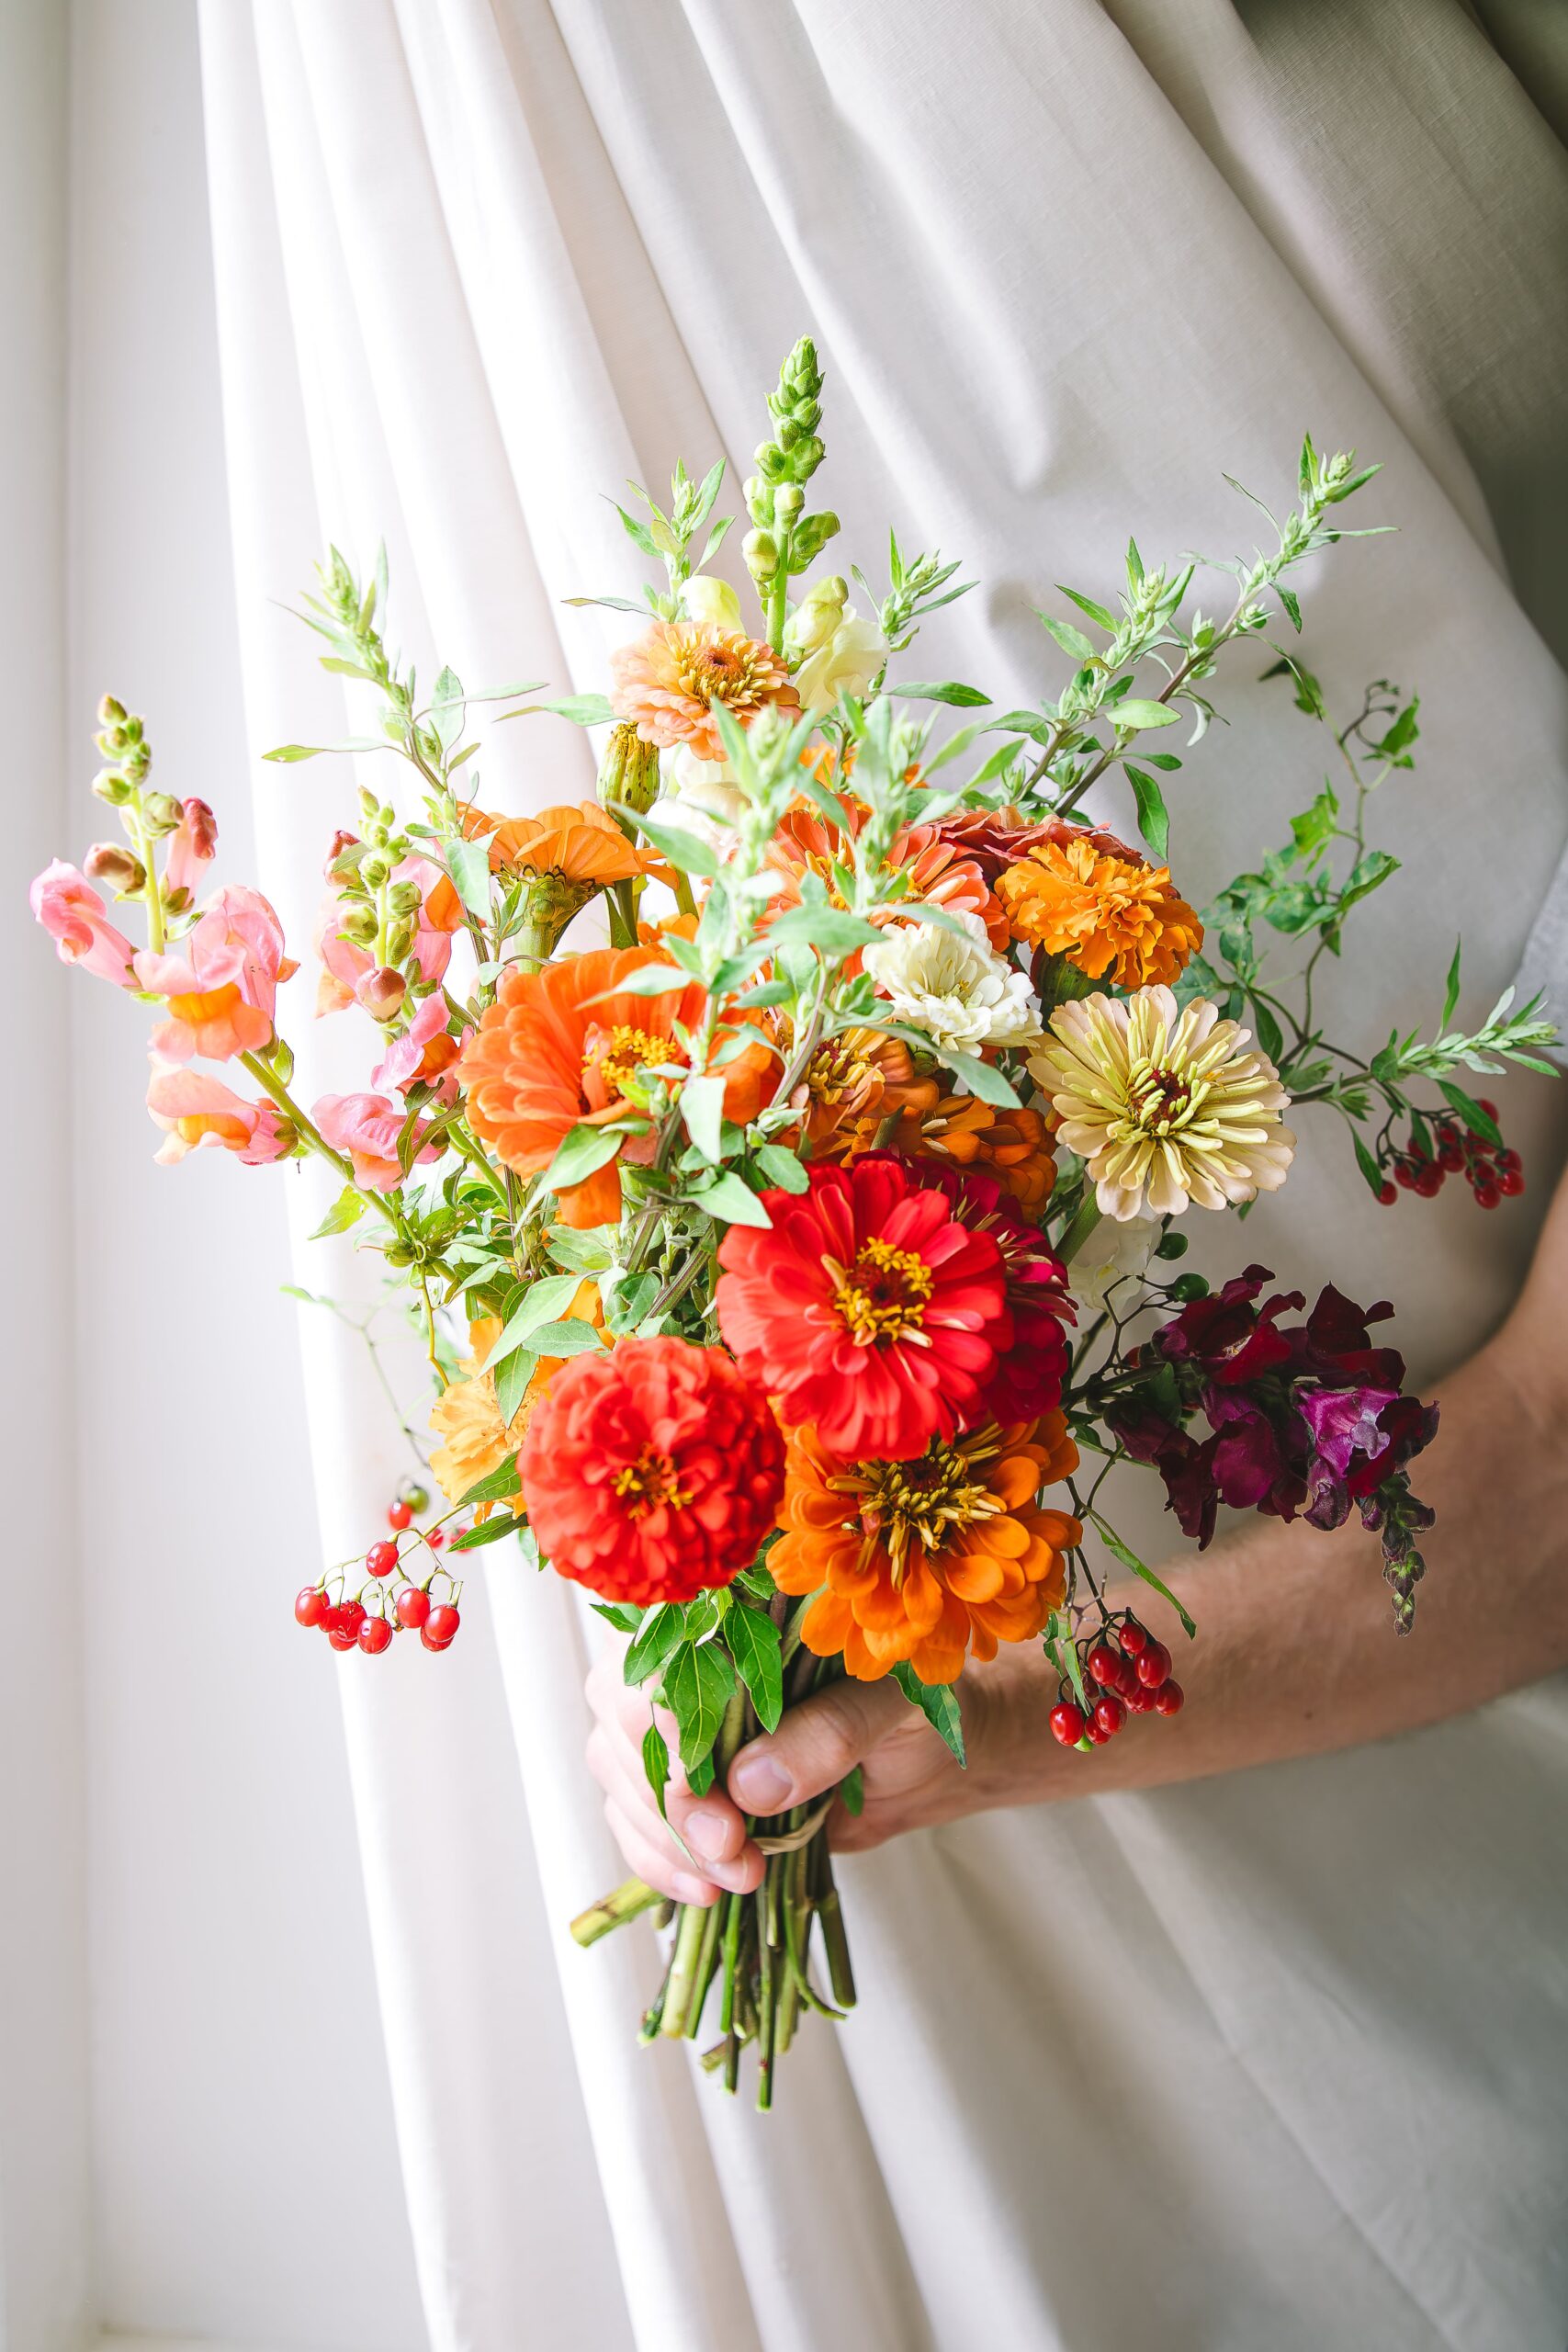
[715,1158,1010,1462]
[519,1337,784,1606]
[887,1155,1075,1422]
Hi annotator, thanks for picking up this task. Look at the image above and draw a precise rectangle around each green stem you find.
[660,1898,711,2039]
[570,1875,664,1947]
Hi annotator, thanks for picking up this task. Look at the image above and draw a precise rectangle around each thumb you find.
[728,1676,910,1814]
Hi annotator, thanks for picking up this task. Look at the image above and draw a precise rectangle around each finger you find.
[602,1796,719,1907]
[668,1787,765,1893]
[728,1676,913,1814]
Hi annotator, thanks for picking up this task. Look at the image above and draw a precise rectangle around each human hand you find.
[586,1645,1050,1901]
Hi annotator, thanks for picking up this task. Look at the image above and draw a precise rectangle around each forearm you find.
[981,1329,1568,1808]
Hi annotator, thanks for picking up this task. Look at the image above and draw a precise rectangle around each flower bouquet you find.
[35,340,1556,2107]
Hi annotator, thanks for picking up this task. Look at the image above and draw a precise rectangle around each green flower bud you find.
[597,720,660,817]
[141,792,184,837]
[96,694,127,726]
[84,842,146,895]
[788,510,840,567]
[91,768,133,806]
[389,879,423,917]
[774,483,805,522]
[386,917,417,963]
[360,854,390,889]
[744,529,780,582]
[340,902,378,946]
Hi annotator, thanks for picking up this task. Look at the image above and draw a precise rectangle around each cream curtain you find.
[197,6,1568,2348]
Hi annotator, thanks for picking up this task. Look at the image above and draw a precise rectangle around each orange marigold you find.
[609,620,799,763]
[996,835,1202,989]
[764,797,1009,953]
[457,947,776,1226]
[837,1091,1057,1219]
[771,1413,1082,1684]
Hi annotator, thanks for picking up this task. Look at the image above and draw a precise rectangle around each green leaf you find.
[1351,1128,1386,1199]
[765,905,881,956]
[1057,584,1118,630]
[681,1072,725,1163]
[310,1188,367,1239]
[449,1513,520,1552]
[838,1764,864,1816]
[263,740,381,763]
[494,1347,538,1426]
[642,1723,671,1819]
[1441,939,1462,1029]
[621,806,721,878]
[479,1273,584,1368]
[519,1318,604,1356]
[625,1603,688,1686]
[1044,1612,1089,1714]
[947,1053,1021,1109]
[1038,613,1097,662]
[1251,996,1284,1063]
[1090,1518,1197,1640]
[662,1639,735,1777]
[458,1457,522,1509]
[542,1121,633,1196]
[1277,585,1303,633]
[894,680,992,707]
[502,692,615,728]
[692,1170,773,1227]
[446,835,492,922]
[1123,763,1169,862]
[891,1664,966,1765]
[724,1603,784,1733]
[1111,698,1179,732]
[591,1600,642,1633]
[1438,1080,1502,1148]
[753,1142,810,1193]
[431,666,465,751]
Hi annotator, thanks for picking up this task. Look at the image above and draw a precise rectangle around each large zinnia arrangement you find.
[36,340,1555,2105]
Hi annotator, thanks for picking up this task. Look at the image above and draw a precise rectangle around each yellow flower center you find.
[584,1023,671,1103]
[838,1427,1007,1581]
[828,1238,934,1345]
[807,1034,876,1107]
[679,641,750,707]
[613,1446,691,1516]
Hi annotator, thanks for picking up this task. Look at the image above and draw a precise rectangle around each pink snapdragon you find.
[371,995,468,1103]
[163,798,219,905]
[145,1058,292,1166]
[135,885,297,1062]
[29,860,138,987]
[314,857,463,1016]
[312,1091,439,1191]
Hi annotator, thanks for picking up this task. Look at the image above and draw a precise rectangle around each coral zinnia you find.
[715,1157,1010,1462]
[457,947,776,1226]
[519,1336,784,1605]
[770,1413,1081,1684]
[1031,985,1295,1220]
[609,620,798,764]
[779,1024,941,1158]
[997,833,1202,989]
[928,808,1142,887]
[764,797,1010,952]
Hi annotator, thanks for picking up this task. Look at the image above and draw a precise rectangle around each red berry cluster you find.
[293,1480,464,1657]
[1048,1616,1184,1751]
[1380,1102,1522,1211]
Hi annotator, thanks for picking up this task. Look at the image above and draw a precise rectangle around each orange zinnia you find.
[996,835,1202,989]
[457,947,777,1226]
[834,1091,1057,1219]
[764,796,1010,953]
[771,1412,1081,1684]
[778,1025,941,1157]
[609,620,799,763]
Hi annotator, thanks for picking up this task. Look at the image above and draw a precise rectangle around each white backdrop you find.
[8,3,1568,2348]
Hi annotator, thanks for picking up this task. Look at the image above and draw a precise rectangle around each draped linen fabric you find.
[196,6,1568,2347]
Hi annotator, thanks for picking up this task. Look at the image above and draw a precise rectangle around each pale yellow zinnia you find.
[1029,985,1294,1221]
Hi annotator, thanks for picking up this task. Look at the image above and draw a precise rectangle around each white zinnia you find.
[863,913,1044,1065]
[1029,984,1295,1222]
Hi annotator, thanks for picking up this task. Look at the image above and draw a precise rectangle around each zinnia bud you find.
[361,965,406,1020]
[84,842,147,895]
[596,720,660,818]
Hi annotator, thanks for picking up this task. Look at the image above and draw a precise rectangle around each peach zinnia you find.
[609,619,798,764]
[770,1412,1081,1685]
[457,947,776,1227]
[764,797,1009,952]
[997,832,1202,989]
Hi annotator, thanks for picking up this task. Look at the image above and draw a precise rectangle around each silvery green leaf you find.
[681,1072,726,1162]
[1111,698,1179,731]
[691,1170,772,1227]
[446,835,491,921]
[479,1274,582,1369]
